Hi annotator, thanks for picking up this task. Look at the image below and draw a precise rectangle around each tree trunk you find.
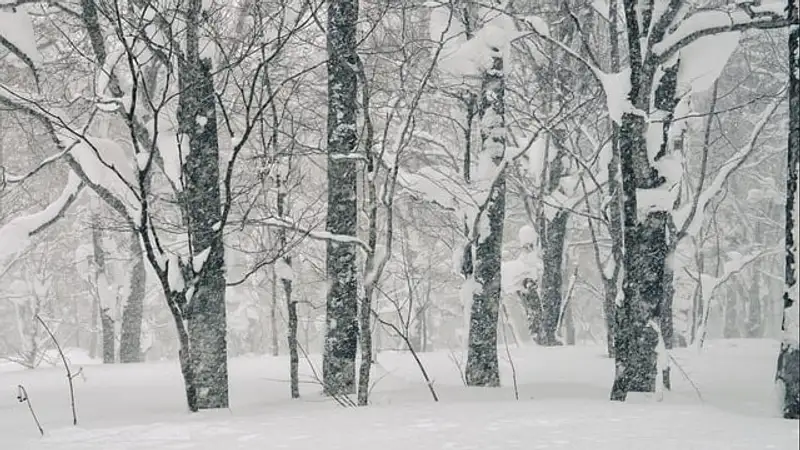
[723,287,740,338]
[611,5,681,399]
[747,262,764,338]
[776,0,799,419]
[270,266,279,357]
[276,179,299,399]
[100,307,115,364]
[119,232,144,363]
[323,0,360,396]
[91,217,115,364]
[518,279,543,344]
[465,50,505,388]
[539,211,568,345]
[178,1,228,408]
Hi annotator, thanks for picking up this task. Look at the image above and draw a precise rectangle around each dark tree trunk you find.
[776,0,800,420]
[100,307,115,364]
[611,2,681,400]
[178,1,228,409]
[603,278,618,357]
[119,232,144,363]
[602,0,622,360]
[518,279,543,343]
[277,178,299,399]
[323,0,360,396]
[91,217,115,364]
[539,211,568,345]
[465,51,505,388]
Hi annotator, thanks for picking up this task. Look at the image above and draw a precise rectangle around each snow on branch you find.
[0,171,85,263]
[654,1,791,62]
[674,84,787,238]
[0,5,41,80]
[260,217,370,252]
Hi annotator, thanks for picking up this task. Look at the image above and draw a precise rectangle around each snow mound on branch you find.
[0,171,83,263]
[69,136,140,222]
[677,32,740,95]
[0,7,41,65]
[432,6,524,81]
[595,68,632,124]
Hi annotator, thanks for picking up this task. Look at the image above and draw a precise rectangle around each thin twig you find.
[16,385,44,436]
[34,314,78,425]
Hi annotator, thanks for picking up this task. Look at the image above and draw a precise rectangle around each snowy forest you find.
[0,0,798,447]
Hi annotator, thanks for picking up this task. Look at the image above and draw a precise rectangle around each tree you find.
[776,0,800,420]
[323,0,361,396]
[606,0,792,401]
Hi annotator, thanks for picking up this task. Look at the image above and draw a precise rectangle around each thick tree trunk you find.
[612,5,681,399]
[178,3,228,408]
[776,0,799,419]
[465,51,505,387]
[612,112,661,400]
[119,232,144,363]
[323,0,360,396]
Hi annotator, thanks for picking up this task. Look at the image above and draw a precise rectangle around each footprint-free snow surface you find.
[1,340,797,449]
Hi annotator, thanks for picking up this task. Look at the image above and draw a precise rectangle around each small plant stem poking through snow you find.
[16,385,44,436]
[35,315,78,425]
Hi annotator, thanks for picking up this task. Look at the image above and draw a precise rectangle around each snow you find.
[0,340,797,449]
[517,225,537,247]
[677,32,740,95]
[166,253,185,292]
[192,248,211,274]
[275,259,293,282]
[595,69,633,124]
[68,136,141,222]
[157,132,188,190]
[0,171,83,263]
[653,3,784,57]
[434,5,524,82]
[502,252,541,294]
[0,7,42,65]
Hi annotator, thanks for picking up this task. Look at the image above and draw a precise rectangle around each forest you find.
[0,0,798,447]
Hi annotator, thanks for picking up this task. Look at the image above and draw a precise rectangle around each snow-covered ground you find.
[1,339,797,449]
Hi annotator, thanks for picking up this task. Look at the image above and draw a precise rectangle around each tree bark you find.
[277,178,299,399]
[465,50,505,388]
[611,2,682,400]
[539,211,568,345]
[119,232,145,363]
[323,0,360,396]
[776,0,800,420]
[100,307,115,364]
[178,0,228,408]
[91,218,115,364]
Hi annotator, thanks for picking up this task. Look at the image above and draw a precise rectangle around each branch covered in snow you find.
[674,84,787,238]
[0,171,85,263]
